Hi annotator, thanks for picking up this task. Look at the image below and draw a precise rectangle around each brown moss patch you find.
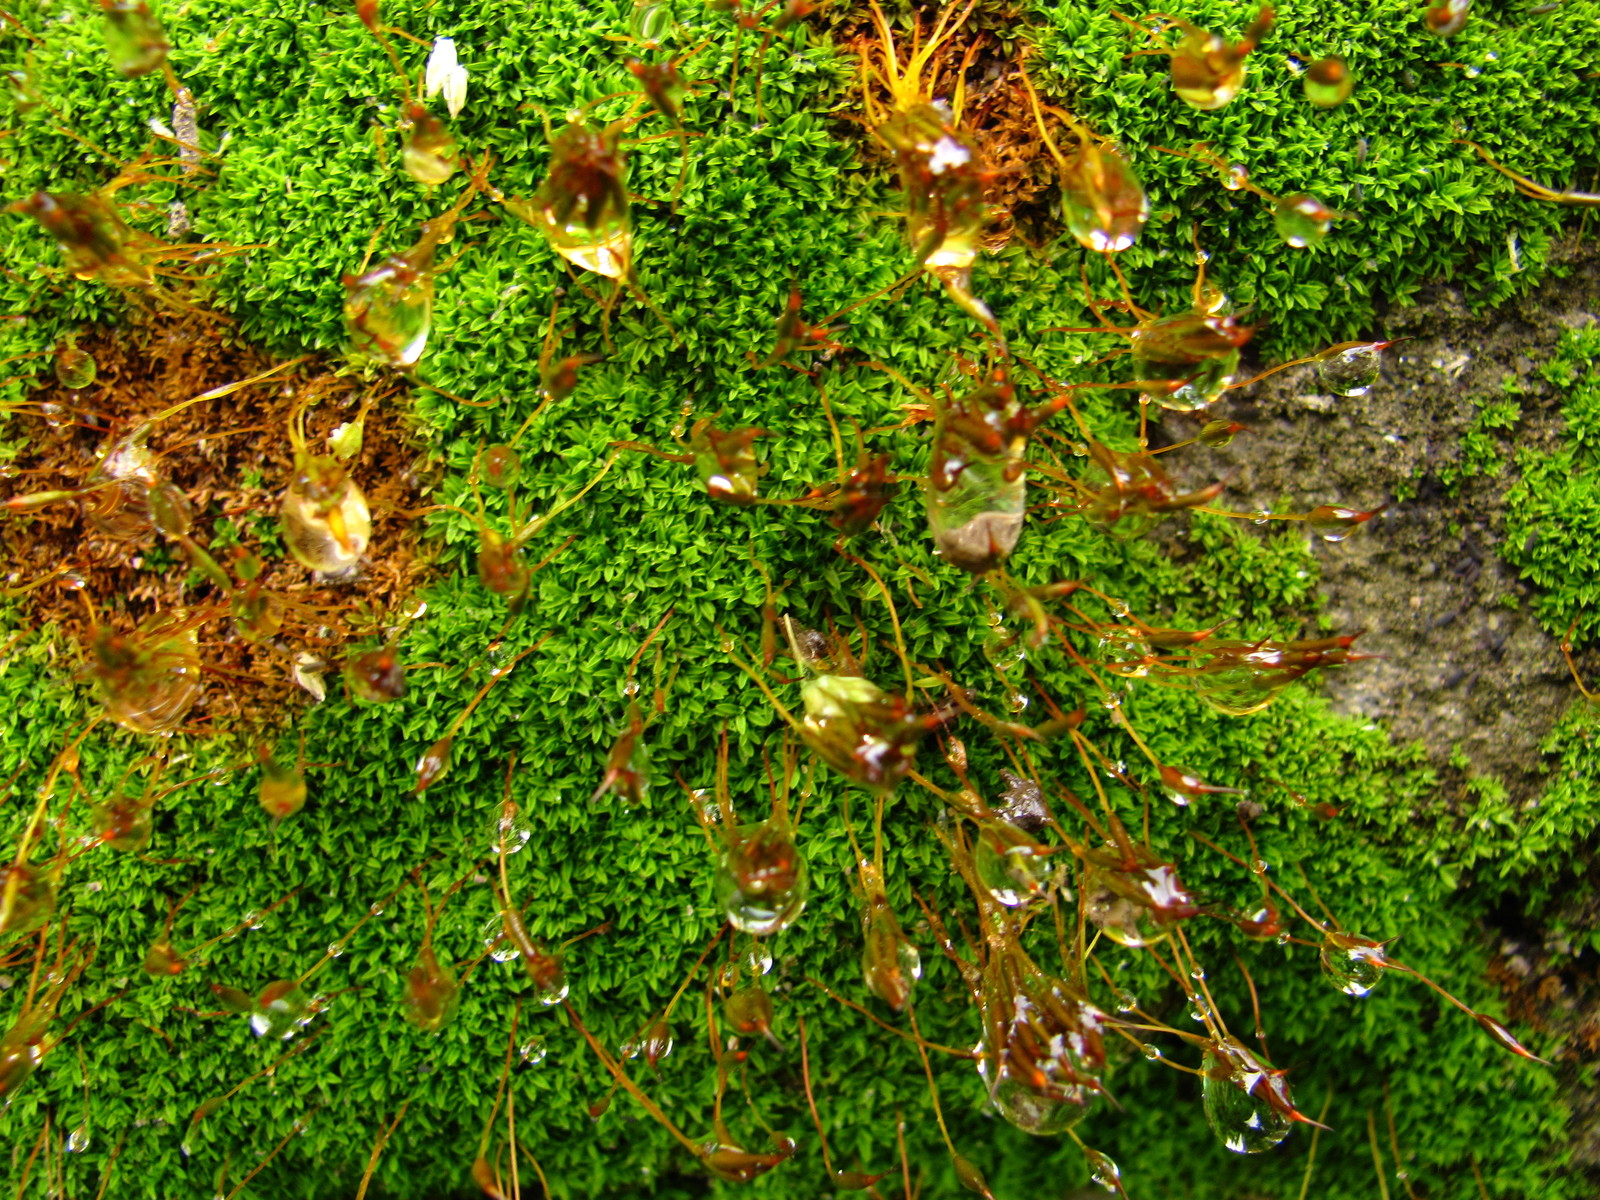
[819,0,1080,249]
[1,312,442,733]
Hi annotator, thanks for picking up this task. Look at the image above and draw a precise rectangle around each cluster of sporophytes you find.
[0,0,1595,1197]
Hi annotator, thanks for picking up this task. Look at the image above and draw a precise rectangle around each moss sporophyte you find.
[0,0,1593,1195]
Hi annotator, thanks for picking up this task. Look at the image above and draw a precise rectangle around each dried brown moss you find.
[3,312,440,732]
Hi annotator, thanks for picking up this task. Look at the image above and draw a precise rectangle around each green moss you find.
[1505,326,1600,641]
[1439,395,1522,494]
[1034,0,1598,356]
[0,1,1595,1198]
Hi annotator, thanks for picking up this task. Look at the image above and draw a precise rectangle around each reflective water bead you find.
[1303,56,1354,107]
[1199,418,1244,447]
[1319,930,1387,996]
[536,977,569,1006]
[1307,504,1382,542]
[1273,194,1337,248]
[1426,0,1472,37]
[981,630,1026,672]
[488,806,533,855]
[54,345,97,390]
[1060,140,1149,254]
[715,820,808,936]
[1315,343,1384,397]
[1202,1041,1293,1154]
[1085,1148,1121,1193]
[744,943,774,977]
[481,917,519,964]
[973,820,1054,908]
[519,1036,548,1065]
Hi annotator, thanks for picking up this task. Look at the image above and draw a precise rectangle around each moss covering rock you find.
[0,1,1596,1197]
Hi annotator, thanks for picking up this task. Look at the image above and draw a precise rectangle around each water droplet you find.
[1113,988,1137,1012]
[1086,1148,1122,1192]
[716,820,809,936]
[180,1141,192,1158]
[718,637,735,653]
[744,944,774,977]
[691,788,717,824]
[1005,691,1029,714]
[368,901,385,917]
[1223,165,1248,191]
[537,979,569,1006]
[1101,692,1122,711]
[519,1036,548,1065]
[717,962,738,989]
[66,1125,88,1153]
[1251,859,1269,875]
[982,632,1026,673]
[481,917,518,963]
[242,910,261,929]
[1273,193,1336,248]
[1191,966,1206,981]
[1142,1044,1162,1061]
[488,806,533,855]
[973,820,1054,908]
[1320,932,1386,996]
[1307,504,1378,543]
[1315,343,1383,398]
[1189,1002,1209,1023]
[1251,510,1271,526]
[326,942,345,958]
[621,678,640,698]
[1203,1041,1293,1153]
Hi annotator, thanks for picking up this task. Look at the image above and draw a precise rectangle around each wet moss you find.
[0,1,1594,1198]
